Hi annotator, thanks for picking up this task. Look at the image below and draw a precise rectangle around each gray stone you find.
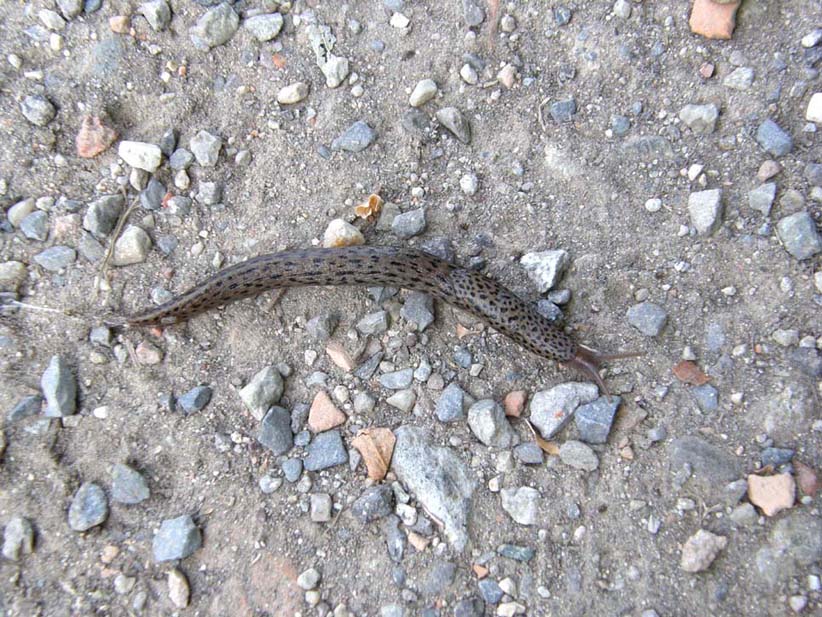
[760,447,793,467]
[140,178,166,211]
[7,395,43,423]
[529,382,599,439]
[723,67,754,90]
[678,104,719,134]
[352,485,395,522]
[549,98,577,123]
[500,486,540,525]
[189,2,239,49]
[478,579,504,604]
[691,384,718,412]
[68,482,109,531]
[152,515,201,561]
[196,181,223,206]
[770,511,822,566]
[258,406,293,455]
[190,130,222,166]
[435,383,465,423]
[519,250,569,293]
[559,440,599,471]
[304,430,347,471]
[319,54,350,89]
[177,386,212,414]
[382,515,406,562]
[610,114,631,136]
[239,366,283,421]
[462,0,485,26]
[41,355,76,417]
[789,348,822,378]
[802,28,822,48]
[613,0,631,19]
[435,107,471,144]
[310,493,332,522]
[306,314,338,341]
[626,302,668,336]
[401,109,431,137]
[138,0,171,31]
[84,194,124,237]
[688,189,723,235]
[278,459,300,483]
[759,383,816,440]
[454,596,484,617]
[574,396,620,444]
[805,162,822,186]
[331,121,377,152]
[400,292,434,331]
[112,225,152,266]
[2,516,34,560]
[169,148,194,170]
[20,95,56,126]
[111,463,150,504]
[554,6,572,25]
[20,211,49,241]
[392,208,426,238]
[379,368,414,390]
[622,135,674,160]
[467,400,517,447]
[776,211,822,260]
[419,560,457,597]
[729,503,758,526]
[244,13,283,42]
[34,246,76,272]
[669,436,741,498]
[513,443,544,465]
[498,543,535,561]
[756,119,793,157]
[391,426,475,551]
[159,128,177,156]
[357,310,389,335]
[749,183,777,216]
[386,389,415,413]
[680,529,727,573]
[78,233,105,263]
[118,141,162,172]
[57,0,83,19]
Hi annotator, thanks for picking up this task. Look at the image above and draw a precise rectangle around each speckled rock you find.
[152,515,202,561]
[68,482,109,531]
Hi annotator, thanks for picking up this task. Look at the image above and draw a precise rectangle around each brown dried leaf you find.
[526,420,559,455]
[351,428,396,481]
[672,360,710,385]
[354,193,383,219]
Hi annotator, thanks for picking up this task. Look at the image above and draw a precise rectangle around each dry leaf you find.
[354,193,383,219]
[351,428,396,481]
[526,420,559,455]
[672,360,710,385]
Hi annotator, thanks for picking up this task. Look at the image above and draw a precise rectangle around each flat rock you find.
[189,2,239,49]
[258,406,293,455]
[689,0,739,40]
[626,302,668,336]
[776,211,822,260]
[152,515,201,561]
[748,473,795,516]
[118,141,162,172]
[559,440,599,471]
[435,107,471,144]
[748,183,776,216]
[111,463,150,504]
[239,366,283,421]
[500,487,540,525]
[519,250,569,293]
[680,529,727,572]
[678,103,719,134]
[669,436,741,500]
[304,429,348,471]
[244,13,283,42]
[68,482,109,531]
[529,382,599,439]
[467,400,517,447]
[308,390,346,432]
[687,189,723,235]
[331,121,376,152]
[574,396,620,444]
[756,119,793,157]
[41,355,77,417]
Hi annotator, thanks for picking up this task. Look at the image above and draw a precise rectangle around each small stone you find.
[112,225,152,266]
[500,487,540,525]
[644,198,663,212]
[68,482,109,531]
[57,0,83,19]
[169,148,194,170]
[20,211,49,241]
[559,440,599,471]
[118,141,162,172]
[467,400,517,447]
[138,0,171,31]
[389,12,410,28]
[178,385,212,413]
[409,79,437,107]
[20,95,56,126]
[549,98,576,123]
[386,389,416,413]
[689,0,740,40]
[276,82,309,105]
[748,473,795,516]
[756,119,793,157]
[435,107,471,144]
[802,28,822,48]
[41,355,77,417]
[611,114,631,136]
[34,246,76,271]
[626,302,668,336]
[239,366,283,421]
[0,261,26,292]
[307,314,338,341]
[723,67,754,90]
[699,62,715,78]
[190,130,222,166]
[304,430,348,471]
[436,383,465,423]
[189,2,239,49]
[691,384,719,412]
[613,0,631,19]
[460,63,479,85]
[729,502,758,526]
[519,250,569,293]
[380,368,414,390]
[111,463,150,504]
[322,218,365,248]
[680,529,727,572]
[462,0,485,26]
[478,579,504,604]
[357,311,389,335]
[761,447,794,467]
[83,194,124,238]
[310,494,332,522]
[400,292,434,331]
[776,212,822,260]
[244,13,283,42]
[688,189,723,235]
[196,181,222,206]
[258,407,293,455]
[2,517,34,560]
[749,183,777,216]
[167,569,190,608]
[352,485,394,522]
[135,341,163,365]
[279,459,302,483]
[678,104,719,134]
[575,396,620,444]
[297,567,321,590]
[512,443,544,465]
[153,515,201,561]
[758,160,782,182]
[331,121,377,153]
[309,390,346,432]
[392,208,426,238]
[320,54,350,88]
[805,93,822,124]
[530,382,599,438]
[772,329,800,347]
[460,173,478,195]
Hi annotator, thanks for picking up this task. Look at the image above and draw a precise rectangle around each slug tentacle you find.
[561,344,645,398]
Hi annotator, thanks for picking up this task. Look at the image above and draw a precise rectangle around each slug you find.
[114,246,639,391]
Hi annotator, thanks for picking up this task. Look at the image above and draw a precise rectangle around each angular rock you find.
[118,141,162,172]
[33,246,76,271]
[2,516,35,560]
[680,529,727,572]
[500,487,539,525]
[776,211,822,260]
[574,396,620,444]
[626,302,668,336]
[244,13,283,42]
[351,485,395,523]
[111,463,150,504]
[189,2,239,49]
[20,95,56,127]
[304,430,348,471]
[190,130,222,166]
[748,473,795,516]
[153,515,201,561]
[688,189,723,235]
[467,400,517,448]
[756,119,793,157]
[519,250,569,293]
[748,183,776,216]
[400,292,435,331]
[41,355,77,417]
[68,482,109,531]
[436,383,465,423]
[331,121,376,152]
[435,107,471,144]
[678,104,718,134]
[258,406,293,455]
[83,194,124,237]
[559,440,599,471]
[239,366,283,421]
[529,382,599,439]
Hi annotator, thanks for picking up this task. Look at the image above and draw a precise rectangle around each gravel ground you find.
[1,1,821,616]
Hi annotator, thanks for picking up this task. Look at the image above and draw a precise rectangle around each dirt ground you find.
[1,1,820,616]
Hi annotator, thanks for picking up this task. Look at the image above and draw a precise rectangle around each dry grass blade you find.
[526,419,560,455]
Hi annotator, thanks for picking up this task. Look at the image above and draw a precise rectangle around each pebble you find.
[382,515,406,562]
[118,141,162,172]
[169,148,194,170]
[802,28,822,48]
[626,302,668,336]
[559,440,599,471]
[688,188,723,235]
[20,95,56,126]
[748,473,795,516]
[111,463,150,504]
[167,568,190,608]
[462,0,485,26]
[2,517,34,560]
[113,225,152,266]
[611,114,630,136]
[258,407,293,455]
[357,310,389,335]
[575,396,620,444]
[239,366,283,421]
[500,487,540,525]
[68,482,109,531]
[503,390,526,418]
[297,567,321,590]
[756,119,793,157]
[33,245,75,271]
[644,197,662,212]
[478,579,504,604]
[322,218,365,248]
[307,314,338,341]
[723,67,754,90]
[435,382,465,423]
[309,390,346,432]
[281,458,303,483]
[530,382,598,438]
[352,485,395,522]
[519,250,569,293]
[7,395,43,423]
[41,355,77,417]
[467,400,517,447]
[244,13,283,42]
[380,368,414,390]
[772,328,799,347]
[386,389,416,412]
[320,55,350,88]
[8,199,35,227]
[135,341,163,365]
[392,426,475,550]
[392,208,426,238]
[761,447,794,467]
[258,473,283,493]
[390,12,410,29]
[138,0,171,31]
[19,210,48,242]
[331,121,377,152]
[189,2,239,49]
[57,0,83,20]
[549,98,577,123]
[460,173,479,195]
[83,195,124,237]
[304,429,348,471]
[196,181,222,206]
[153,515,202,561]
[680,529,727,572]
[310,493,333,522]
[776,212,822,260]
[277,82,309,105]
[460,63,479,85]
[748,183,776,216]
[177,385,212,414]
[758,160,782,181]
[400,292,434,331]
[0,261,26,292]
[613,0,631,19]
[691,384,719,412]
[729,502,758,526]
[435,107,471,144]
[190,130,222,166]
[409,79,437,107]
[678,103,718,134]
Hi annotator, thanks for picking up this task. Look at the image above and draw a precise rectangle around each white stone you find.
[277,82,309,105]
[409,79,437,107]
[389,13,410,29]
[118,141,162,172]
[322,219,364,248]
[806,93,822,124]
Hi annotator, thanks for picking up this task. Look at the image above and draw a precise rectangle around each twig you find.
[2,301,85,320]
[100,187,139,286]
[538,96,550,132]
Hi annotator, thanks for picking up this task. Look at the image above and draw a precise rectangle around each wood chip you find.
[351,428,396,481]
